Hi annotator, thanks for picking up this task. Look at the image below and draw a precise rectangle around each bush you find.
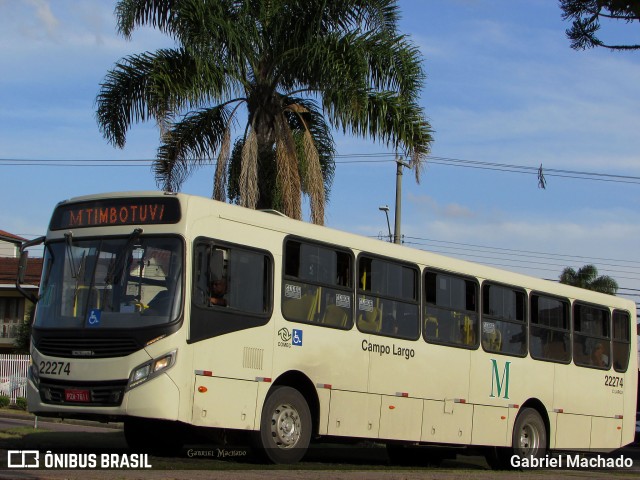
[15,397,27,411]
[0,395,10,408]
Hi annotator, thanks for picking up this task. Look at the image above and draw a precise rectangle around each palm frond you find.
[214,127,231,201]
[154,104,234,191]
[116,0,176,39]
[274,114,302,220]
[239,127,259,209]
[96,48,229,148]
[326,90,432,181]
[283,97,336,197]
[302,130,325,225]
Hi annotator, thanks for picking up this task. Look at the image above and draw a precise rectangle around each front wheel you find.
[254,386,312,464]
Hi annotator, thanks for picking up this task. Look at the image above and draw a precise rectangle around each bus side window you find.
[193,243,271,312]
[357,256,419,340]
[190,240,272,342]
[424,270,478,349]
[573,303,610,370]
[530,294,570,363]
[481,283,526,357]
[612,310,630,372]
[282,239,353,329]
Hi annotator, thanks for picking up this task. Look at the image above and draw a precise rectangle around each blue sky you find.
[1,0,639,310]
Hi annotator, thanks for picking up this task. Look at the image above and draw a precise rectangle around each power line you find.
[403,235,640,267]
[401,236,640,283]
[335,154,640,185]
[2,154,640,185]
[371,233,640,301]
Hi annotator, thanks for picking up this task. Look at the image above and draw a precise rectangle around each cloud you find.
[26,0,58,36]
[399,201,640,287]
[408,193,475,219]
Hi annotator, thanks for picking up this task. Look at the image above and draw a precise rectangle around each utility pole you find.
[394,156,410,244]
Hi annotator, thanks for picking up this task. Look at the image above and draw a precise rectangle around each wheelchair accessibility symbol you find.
[87,309,101,327]
[292,329,303,346]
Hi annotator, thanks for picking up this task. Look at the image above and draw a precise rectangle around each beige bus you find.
[20,191,637,465]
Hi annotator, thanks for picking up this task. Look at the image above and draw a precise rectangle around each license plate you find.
[64,389,91,402]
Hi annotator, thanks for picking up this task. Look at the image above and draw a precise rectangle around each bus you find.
[18,191,637,465]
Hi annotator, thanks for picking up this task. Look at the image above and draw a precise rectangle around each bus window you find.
[573,303,610,369]
[530,294,570,363]
[282,239,353,329]
[191,240,272,342]
[481,283,526,357]
[424,271,478,348]
[357,256,419,340]
[612,310,630,372]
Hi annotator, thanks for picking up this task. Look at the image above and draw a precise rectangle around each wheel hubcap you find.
[517,423,540,455]
[270,403,301,448]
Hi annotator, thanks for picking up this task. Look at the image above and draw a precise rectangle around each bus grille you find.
[36,337,140,358]
[39,379,128,407]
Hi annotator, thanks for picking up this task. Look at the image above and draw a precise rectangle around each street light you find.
[379,205,392,242]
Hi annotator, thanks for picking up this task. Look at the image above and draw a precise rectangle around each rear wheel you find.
[486,408,547,470]
[254,386,311,464]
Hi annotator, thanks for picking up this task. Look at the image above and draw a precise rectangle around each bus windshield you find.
[34,235,183,329]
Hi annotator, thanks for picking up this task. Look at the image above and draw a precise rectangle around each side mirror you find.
[209,249,225,281]
[16,235,45,303]
[17,251,29,284]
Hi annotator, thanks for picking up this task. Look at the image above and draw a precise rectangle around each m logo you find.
[490,359,511,399]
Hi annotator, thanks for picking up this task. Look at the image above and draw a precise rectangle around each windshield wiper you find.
[64,232,79,279]
[103,229,143,310]
[109,228,143,285]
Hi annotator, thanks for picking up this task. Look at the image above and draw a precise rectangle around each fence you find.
[0,354,29,404]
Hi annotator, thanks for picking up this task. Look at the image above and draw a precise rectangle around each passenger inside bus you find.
[591,342,608,367]
[209,277,228,307]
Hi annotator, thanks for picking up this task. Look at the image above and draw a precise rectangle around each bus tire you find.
[512,408,547,462]
[254,386,311,464]
[486,408,547,470]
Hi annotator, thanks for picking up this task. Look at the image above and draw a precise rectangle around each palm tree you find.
[559,264,618,295]
[96,0,433,225]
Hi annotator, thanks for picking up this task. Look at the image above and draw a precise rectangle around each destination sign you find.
[50,197,181,230]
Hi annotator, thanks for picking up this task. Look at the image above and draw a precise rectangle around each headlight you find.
[127,350,177,391]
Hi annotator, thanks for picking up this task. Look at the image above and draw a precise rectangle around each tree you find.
[13,304,34,354]
[96,0,433,225]
[559,264,618,295]
[560,0,640,51]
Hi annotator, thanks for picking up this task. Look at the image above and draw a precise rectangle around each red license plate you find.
[64,389,91,402]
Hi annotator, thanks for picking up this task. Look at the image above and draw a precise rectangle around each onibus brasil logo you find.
[7,450,151,469]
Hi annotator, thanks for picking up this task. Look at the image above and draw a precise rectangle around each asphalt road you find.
[1,413,639,480]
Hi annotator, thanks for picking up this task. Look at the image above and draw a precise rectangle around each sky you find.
[1,0,639,312]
